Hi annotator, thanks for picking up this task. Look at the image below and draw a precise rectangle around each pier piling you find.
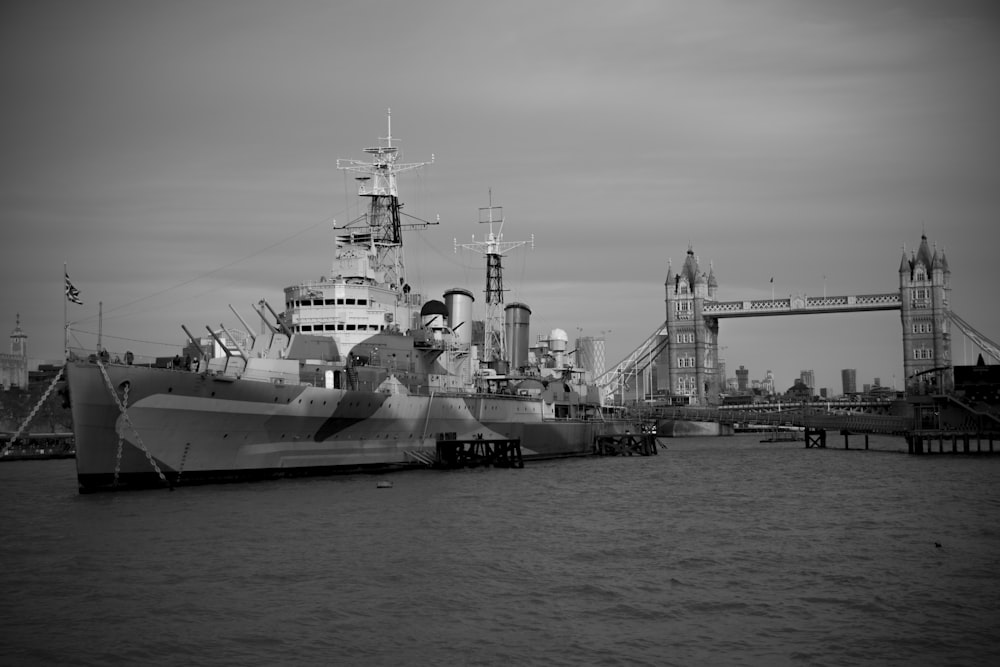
[804,427,827,449]
[436,438,523,469]
[593,433,658,456]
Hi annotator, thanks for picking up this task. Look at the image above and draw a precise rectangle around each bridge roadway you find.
[634,404,912,436]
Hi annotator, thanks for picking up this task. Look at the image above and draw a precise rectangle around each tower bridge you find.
[597,233,999,406]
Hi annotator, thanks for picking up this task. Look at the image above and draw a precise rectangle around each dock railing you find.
[632,405,912,436]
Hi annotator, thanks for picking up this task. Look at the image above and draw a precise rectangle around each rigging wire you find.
[68,328,178,348]
[74,211,345,326]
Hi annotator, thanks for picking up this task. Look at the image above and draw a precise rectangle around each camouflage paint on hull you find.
[68,360,622,492]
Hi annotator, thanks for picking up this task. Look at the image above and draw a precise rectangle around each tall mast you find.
[456,191,532,368]
[336,109,434,288]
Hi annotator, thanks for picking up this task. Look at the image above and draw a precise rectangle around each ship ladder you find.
[346,365,360,391]
[404,450,438,466]
[1,364,65,457]
[95,359,172,489]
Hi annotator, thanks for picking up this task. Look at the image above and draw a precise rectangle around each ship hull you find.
[68,360,621,492]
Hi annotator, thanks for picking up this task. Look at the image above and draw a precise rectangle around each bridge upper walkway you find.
[703,293,901,318]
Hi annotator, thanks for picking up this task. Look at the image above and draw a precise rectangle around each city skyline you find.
[2,1,998,389]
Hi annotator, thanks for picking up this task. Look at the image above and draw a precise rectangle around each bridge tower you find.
[663,247,720,404]
[899,233,952,394]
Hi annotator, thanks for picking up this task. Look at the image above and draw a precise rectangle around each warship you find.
[65,112,627,492]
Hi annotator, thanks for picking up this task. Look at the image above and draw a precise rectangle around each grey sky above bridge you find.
[2,0,998,392]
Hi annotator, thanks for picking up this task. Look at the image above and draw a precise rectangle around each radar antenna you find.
[336,108,435,288]
[455,190,533,369]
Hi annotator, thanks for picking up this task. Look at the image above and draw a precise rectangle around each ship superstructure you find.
[284,109,435,348]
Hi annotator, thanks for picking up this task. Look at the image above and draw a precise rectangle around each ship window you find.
[358,299,367,305]
[337,298,345,305]
[325,299,336,305]
[346,324,356,330]
[325,324,336,331]
[346,298,356,305]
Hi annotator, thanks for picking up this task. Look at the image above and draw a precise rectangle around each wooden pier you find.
[906,431,998,455]
[804,428,871,450]
[593,433,658,456]
[804,427,827,449]
[435,438,524,469]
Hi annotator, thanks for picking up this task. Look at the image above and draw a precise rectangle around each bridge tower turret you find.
[899,234,952,394]
[663,247,720,405]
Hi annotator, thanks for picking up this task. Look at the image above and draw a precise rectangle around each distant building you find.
[761,369,775,395]
[841,368,857,395]
[574,336,606,379]
[1,315,29,390]
[784,379,812,401]
[954,354,1000,404]
[800,369,815,390]
[736,365,749,392]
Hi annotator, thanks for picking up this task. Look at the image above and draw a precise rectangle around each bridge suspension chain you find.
[948,312,1000,363]
[595,323,668,403]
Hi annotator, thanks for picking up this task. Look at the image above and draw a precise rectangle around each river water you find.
[2,434,998,666]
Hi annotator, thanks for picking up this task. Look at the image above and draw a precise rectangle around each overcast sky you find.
[2,0,998,392]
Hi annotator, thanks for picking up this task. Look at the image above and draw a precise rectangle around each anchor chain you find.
[1,365,65,456]
[95,359,171,489]
[112,382,128,487]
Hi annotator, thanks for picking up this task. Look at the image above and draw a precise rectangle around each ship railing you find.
[68,347,188,369]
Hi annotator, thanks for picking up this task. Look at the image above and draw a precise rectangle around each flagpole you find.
[63,262,68,360]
